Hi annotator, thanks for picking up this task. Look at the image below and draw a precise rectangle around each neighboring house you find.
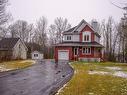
[26,42,42,58]
[0,38,28,60]
[31,51,44,60]
[54,19,104,62]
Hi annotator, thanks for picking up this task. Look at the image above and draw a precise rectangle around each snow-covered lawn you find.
[58,62,127,95]
[0,60,35,72]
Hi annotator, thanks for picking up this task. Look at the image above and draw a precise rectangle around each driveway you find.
[0,60,74,95]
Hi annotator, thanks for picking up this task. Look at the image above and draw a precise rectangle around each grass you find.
[0,60,35,72]
[58,62,127,95]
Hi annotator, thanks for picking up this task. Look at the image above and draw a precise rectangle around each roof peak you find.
[81,19,87,23]
[63,19,100,37]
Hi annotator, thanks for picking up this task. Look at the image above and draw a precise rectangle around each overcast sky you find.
[8,0,125,26]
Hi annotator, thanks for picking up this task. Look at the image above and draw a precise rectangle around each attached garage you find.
[58,50,69,61]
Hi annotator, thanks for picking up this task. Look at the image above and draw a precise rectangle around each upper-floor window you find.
[63,35,80,42]
[67,36,71,40]
[82,47,91,54]
[84,35,89,41]
[82,31,91,42]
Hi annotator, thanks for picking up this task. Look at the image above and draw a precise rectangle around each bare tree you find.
[34,16,48,47]
[101,17,117,61]
[0,0,10,26]
[48,24,57,45]
[0,0,11,39]
[110,0,127,62]
[8,20,34,42]
[0,27,7,39]
[49,17,71,44]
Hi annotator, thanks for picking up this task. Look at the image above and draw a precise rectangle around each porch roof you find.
[54,42,104,48]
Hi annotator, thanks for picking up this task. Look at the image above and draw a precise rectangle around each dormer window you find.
[67,36,71,40]
[84,35,89,41]
[82,31,91,42]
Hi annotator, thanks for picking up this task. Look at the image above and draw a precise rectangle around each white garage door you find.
[58,50,69,60]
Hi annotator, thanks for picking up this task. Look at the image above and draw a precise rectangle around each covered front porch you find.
[72,46,103,62]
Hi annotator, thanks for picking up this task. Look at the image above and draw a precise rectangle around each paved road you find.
[0,60,74,95]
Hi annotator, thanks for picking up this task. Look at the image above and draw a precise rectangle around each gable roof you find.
[0,38,20,50]
[63,19,101,37]
[63,26,77,34]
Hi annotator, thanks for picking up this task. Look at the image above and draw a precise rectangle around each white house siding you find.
[63,35,80,42]
[12,40,27,59]
[31,51,43,60]
[72,35,80,42]
[95,35,100,43]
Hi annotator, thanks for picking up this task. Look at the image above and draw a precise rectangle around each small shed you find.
[31,51,43,60]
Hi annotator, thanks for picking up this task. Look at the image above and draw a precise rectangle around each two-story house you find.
[54,19,104,62]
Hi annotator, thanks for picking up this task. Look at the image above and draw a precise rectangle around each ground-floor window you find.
[82,47,91,54]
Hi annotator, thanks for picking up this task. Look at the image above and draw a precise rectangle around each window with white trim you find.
[34,54,38,57]
[82,47,91,54]
[84,35,89,41]
[67,36,71,40]
[82,32,91,42]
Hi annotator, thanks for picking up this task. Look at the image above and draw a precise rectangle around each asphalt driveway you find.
[0,60,74,95]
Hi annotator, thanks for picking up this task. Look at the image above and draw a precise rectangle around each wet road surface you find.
[0,60,74,95]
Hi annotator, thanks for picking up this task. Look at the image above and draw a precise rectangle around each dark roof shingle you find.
[63,26,77,34]
[0,38,20,50]
[54,41,104,47]
[63,19,101,37]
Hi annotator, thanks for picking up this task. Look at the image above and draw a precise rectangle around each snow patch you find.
[0,66,12,72]
[105,67,121,71]
[20,60,35,64]
[56,83,67,95]
[88,92,94,95]
[88,69,127,78]
[113,71,127,78]
[88,71,109,75]
[74,70,77,74]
